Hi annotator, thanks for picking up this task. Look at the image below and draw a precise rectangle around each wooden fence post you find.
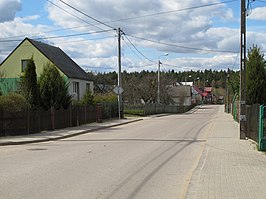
[0,108,3,136]
[51,106,55,130]
[69,104,72,127]
[27,108,30,134]
[85,105,87,123]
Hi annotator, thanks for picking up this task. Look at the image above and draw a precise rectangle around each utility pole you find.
[157,53,168,104]
[226,69,230,113]
[240,0,246,139]
[117,27,123,119]
[157,60,161,104]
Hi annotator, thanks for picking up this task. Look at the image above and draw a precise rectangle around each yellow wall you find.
[0,39,65,78]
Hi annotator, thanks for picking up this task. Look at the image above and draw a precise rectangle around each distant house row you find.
[0,38,93,101]
[167,81,220,106]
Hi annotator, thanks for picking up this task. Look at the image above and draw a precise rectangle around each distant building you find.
[167,84,192,106]
[0,38,93,100]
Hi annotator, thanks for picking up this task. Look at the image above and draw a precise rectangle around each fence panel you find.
[54,108,71,129]
[258,105,266,151]
[246,104,259,142]
[28,109,41,134]
[102,102,118,119]
[0,109,27,136]
[85,105,96,123]
[0,103,115,137]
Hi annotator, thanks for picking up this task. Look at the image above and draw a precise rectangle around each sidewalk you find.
[187,106,266,199]
[0,117,143,146]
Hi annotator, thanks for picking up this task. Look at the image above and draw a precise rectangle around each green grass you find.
[124,109,145,116]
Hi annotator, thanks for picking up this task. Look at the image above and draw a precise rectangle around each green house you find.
[0,37,93,100]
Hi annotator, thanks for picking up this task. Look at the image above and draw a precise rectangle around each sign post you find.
[113,86,124,119]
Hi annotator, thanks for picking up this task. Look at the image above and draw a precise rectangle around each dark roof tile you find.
[28,38,90,81]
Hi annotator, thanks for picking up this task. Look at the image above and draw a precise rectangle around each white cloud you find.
[0,0,265,73]
[0,0,21,22]
[165,54,239,72]
[249,7,266,21]
[0,16,51,39]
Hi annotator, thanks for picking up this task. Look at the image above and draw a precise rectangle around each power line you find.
[123,38,148,62]
[123,34,154,63]
[123,38,155,68]
[47,0,105,31]
[0,24,91,40]
[126,34,238,53]
[0,36,115,51]
[0,29,114,43]
[58,0,116,30]
[106,0,238,23]
[0,0,238,41]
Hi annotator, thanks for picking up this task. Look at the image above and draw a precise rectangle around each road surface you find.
[0,105,220,199]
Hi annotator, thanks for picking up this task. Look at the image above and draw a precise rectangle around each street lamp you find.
[157,53,168,103]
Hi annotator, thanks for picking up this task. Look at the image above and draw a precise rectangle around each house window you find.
[86,83,90,91]
[21,59,30,73]
[73,82,80,100]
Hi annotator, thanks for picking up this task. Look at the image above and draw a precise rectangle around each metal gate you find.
[259,105,266,151]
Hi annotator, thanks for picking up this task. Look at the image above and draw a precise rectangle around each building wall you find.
[0,39,67,94]
[171,96,192,106]
[167,85,192,106]
[68,78,94,101]
[0,40,64,78]
[0,78,18,94]
[0,39,95,99]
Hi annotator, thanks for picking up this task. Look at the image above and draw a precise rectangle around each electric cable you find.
[1,0,239,41]
[123,34,155,62]
[126,34,238,53]
[0,29,114,43]
[47,0,106,31]
[58,0,116,30]
[106,0,238,23]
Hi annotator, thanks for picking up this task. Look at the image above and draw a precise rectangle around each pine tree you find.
[246,46,266,105]
[20,57,39,108]
[39,62,72,110]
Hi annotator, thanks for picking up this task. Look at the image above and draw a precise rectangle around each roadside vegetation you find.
[88,69,230,105]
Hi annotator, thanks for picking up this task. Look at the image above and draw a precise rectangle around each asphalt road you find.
[0,105,220,199]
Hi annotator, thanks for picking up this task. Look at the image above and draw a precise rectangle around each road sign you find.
[113,86,124,95]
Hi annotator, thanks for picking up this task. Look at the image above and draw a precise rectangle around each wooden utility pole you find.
[240,0,246,139]
[117,28,123,119]
[157,60,161,103]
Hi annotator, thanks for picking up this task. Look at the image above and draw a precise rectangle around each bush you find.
[93,93,117,104]
[0,93,29,112]
[79,90,94,105]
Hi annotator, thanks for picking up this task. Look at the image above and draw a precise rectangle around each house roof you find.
[27,38,90,81]
[193,86,202,95]
[204,87,212,92]
[180,81,193,86]
[23,38,90,81]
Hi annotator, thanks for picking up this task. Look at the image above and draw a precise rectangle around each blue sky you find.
[1,0,266,72]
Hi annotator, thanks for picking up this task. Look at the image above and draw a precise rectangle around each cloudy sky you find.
[0,0,266,72]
